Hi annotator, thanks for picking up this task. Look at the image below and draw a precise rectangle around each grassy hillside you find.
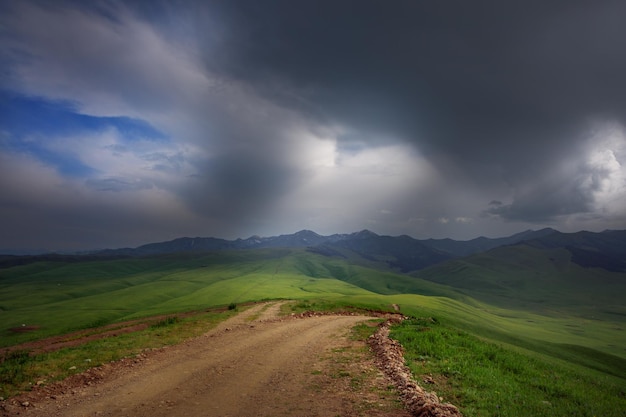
[2,247,624,357]
[413,243,626,320]
[390,317,626,416]
[0,248,458,346]
[1,248,625,415]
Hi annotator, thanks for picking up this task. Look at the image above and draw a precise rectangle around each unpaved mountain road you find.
[2,303,412,417]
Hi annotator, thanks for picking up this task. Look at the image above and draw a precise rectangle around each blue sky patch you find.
[0,91,167,141]
[0,90,168,177]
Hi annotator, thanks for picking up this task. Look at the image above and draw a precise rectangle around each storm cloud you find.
[1,0,625,251]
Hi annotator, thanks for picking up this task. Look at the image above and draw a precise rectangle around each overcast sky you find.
[2,0,626,251]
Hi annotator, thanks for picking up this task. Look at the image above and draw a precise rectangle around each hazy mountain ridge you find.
[420,228,558,256]
[2,228,625,275]
[117,227,626,273]
[98,227,562,257]
[522,229,626,272]
[317,233,452,272]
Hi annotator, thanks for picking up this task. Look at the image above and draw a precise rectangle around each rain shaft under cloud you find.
[1,0,626,251]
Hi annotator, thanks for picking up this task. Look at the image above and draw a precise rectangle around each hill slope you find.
[0,248,461,347]
[419,228,558,257]
[413,242,626,319]
[524,229,626,272]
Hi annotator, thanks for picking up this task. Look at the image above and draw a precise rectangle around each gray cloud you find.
[185,151,299,219]
[484,126,626,222]
[196,0,626,222]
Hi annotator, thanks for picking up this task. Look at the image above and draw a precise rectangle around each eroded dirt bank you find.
[368,318,462,417]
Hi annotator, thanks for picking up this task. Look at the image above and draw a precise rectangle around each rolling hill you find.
[523,229,626,271]
[2,228,625,416]
[0,248,460,346]
[3,229,625,317]
[2,228,625,354]
[418,227,558,257]
[413,240,626,319]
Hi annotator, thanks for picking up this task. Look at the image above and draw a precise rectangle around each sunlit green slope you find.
[2,246,624,416]
[0,248,456,345]
[413,243,626,320]
[1,247,624,363]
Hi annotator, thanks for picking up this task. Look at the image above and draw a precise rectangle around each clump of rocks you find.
[368,318,463,417]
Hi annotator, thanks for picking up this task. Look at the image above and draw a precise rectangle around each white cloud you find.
[583,121,626,218]
[1,3,211,119]
[47,128,194,189]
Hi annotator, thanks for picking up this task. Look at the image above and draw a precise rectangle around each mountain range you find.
[100,228,626,272]
[97,227,545,256]
[3,228,625,275]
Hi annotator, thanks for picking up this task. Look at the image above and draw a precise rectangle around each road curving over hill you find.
[2,302,464,417]
[2,302,416,417]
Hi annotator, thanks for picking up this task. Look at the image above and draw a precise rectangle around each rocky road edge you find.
[293,310,462,417]
[368,317,463,417]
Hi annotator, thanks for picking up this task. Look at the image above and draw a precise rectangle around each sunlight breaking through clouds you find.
[585,122,626,213]
[484,121,626,226]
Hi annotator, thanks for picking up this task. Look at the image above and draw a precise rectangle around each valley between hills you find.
[1,228,625,416]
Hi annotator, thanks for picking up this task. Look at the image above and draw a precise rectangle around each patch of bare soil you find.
[7,327,40,334]
[0,303,460,417]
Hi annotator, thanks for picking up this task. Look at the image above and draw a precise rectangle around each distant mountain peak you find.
[294,229,321,237]
[353,229,379,238]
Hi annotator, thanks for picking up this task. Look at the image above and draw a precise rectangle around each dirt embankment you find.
[1,303,461,417]
[369,318,462,417]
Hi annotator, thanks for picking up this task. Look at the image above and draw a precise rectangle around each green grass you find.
[1,248,625,413]
[413,245,626,320]
[6,249,463,347]
[2,250,624,361]
[390,318,626,417]
[0,307,238,398]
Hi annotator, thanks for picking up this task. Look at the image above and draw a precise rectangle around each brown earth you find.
[1,302,461,417]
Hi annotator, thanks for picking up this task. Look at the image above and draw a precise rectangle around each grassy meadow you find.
[0,249,461,346]
[391,318,626,417]
[1,248,625,415]
[1,307,240,398]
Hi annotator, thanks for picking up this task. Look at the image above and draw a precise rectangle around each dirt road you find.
[4,303,411,417]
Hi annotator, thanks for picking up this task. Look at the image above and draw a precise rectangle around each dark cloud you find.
[484,128,626,222]
[203,1,626,132]
[194,0,626,223]
[1,0,626,250]
[185,151,299,219]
